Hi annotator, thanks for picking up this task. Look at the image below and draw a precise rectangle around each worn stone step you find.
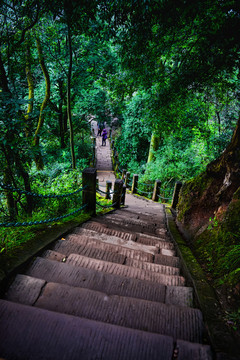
[26,258,187,304]
[81,217,170,245]
[5,274,46,305]
[65,253,185,286]
[154,253,180,268]
[160,248,176,256]
[165,286,193,307]
[71,229,159,254]
[1,299,212,359]
[125,257,180,275]
[33,282,203,343]
[45,247,179,278]
[73,227,172,252]
[176,339,212,360]
[82,221,136,241]
[110,209,166,226]
[7,273,193,308]
[79,226,173,249]
[42,249,66,262]
[0,299,175,360]
[46,242,127,265]
[54,235,154,262]
[94,214,162,236]
[5,276,199,342]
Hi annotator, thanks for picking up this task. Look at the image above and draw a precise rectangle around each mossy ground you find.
[177,188,240,337]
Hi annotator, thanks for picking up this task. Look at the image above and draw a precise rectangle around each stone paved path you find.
[0,123,213,360]
[91,120,115,188]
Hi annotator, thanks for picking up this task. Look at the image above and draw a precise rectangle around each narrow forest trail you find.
[0,124,213,360]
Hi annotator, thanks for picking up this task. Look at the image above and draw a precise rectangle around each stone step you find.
[47,241,127,265]
[71,229,159,254]
[0,300,212,360]
[154,253,180,268]
[92,215,168,238]
[26,258,188,305]
[177,340,212,360]
[73,227,172,251]
[5,277,197,341]
[7,274,193,308]
[125,257,180,275]
[54,235,155,262]
[95,214,163,236]
[82,220,136,241]
[32,282,202,342]
[45,247,180,278]
[65,253,185,286]
[112,209,166,226]
[82,220,171,246]
[160,248,176,256]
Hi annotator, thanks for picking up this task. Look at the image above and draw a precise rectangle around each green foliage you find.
[114,91,152,173]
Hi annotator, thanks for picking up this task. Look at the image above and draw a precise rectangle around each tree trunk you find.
[216,111,221,135]
[3,166,17,220]
[147,131,161,163]
[33,36,51,170]
[15,154,33,216]
[58,79,66,149]
[25,42,34,138]
[66,22,76,169]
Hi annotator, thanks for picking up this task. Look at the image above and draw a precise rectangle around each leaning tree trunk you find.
[147,131,161,163]
[33,36,50,170]
[25,41,34,138]
[66,22,76,170]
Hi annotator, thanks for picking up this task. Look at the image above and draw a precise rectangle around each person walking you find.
[102,128,108,146]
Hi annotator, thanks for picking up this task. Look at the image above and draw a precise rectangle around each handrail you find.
[0,204,87,228]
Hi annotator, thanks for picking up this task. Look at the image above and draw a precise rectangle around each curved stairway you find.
[0,202,212,359]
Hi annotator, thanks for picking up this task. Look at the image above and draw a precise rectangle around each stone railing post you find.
[90,136,96,167]
[125,172,130,188]
[112,179,123,209]
[105,180,112,200]
[152,180,161,202]
[121,184,126,205]
[82,168,96,215]
[121,169,126,180]
[131,174,138,194]
[171,181,183,209]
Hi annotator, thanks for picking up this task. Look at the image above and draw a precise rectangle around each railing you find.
[110,139,182,208]
[0,182,88,228]
[0,166,182,229]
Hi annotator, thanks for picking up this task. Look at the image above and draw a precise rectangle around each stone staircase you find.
[0,206,213,359]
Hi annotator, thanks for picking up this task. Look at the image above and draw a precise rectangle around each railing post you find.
[121,184,126,205]
[121,169,126,180]
[125,171,130,188]
[171,181,183,209]
[82,167,96,215]
[112,179,123,209]
[131,174,138,194]
[152,180,161,202]
[105,180,112,200]
[90,136,96,167]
